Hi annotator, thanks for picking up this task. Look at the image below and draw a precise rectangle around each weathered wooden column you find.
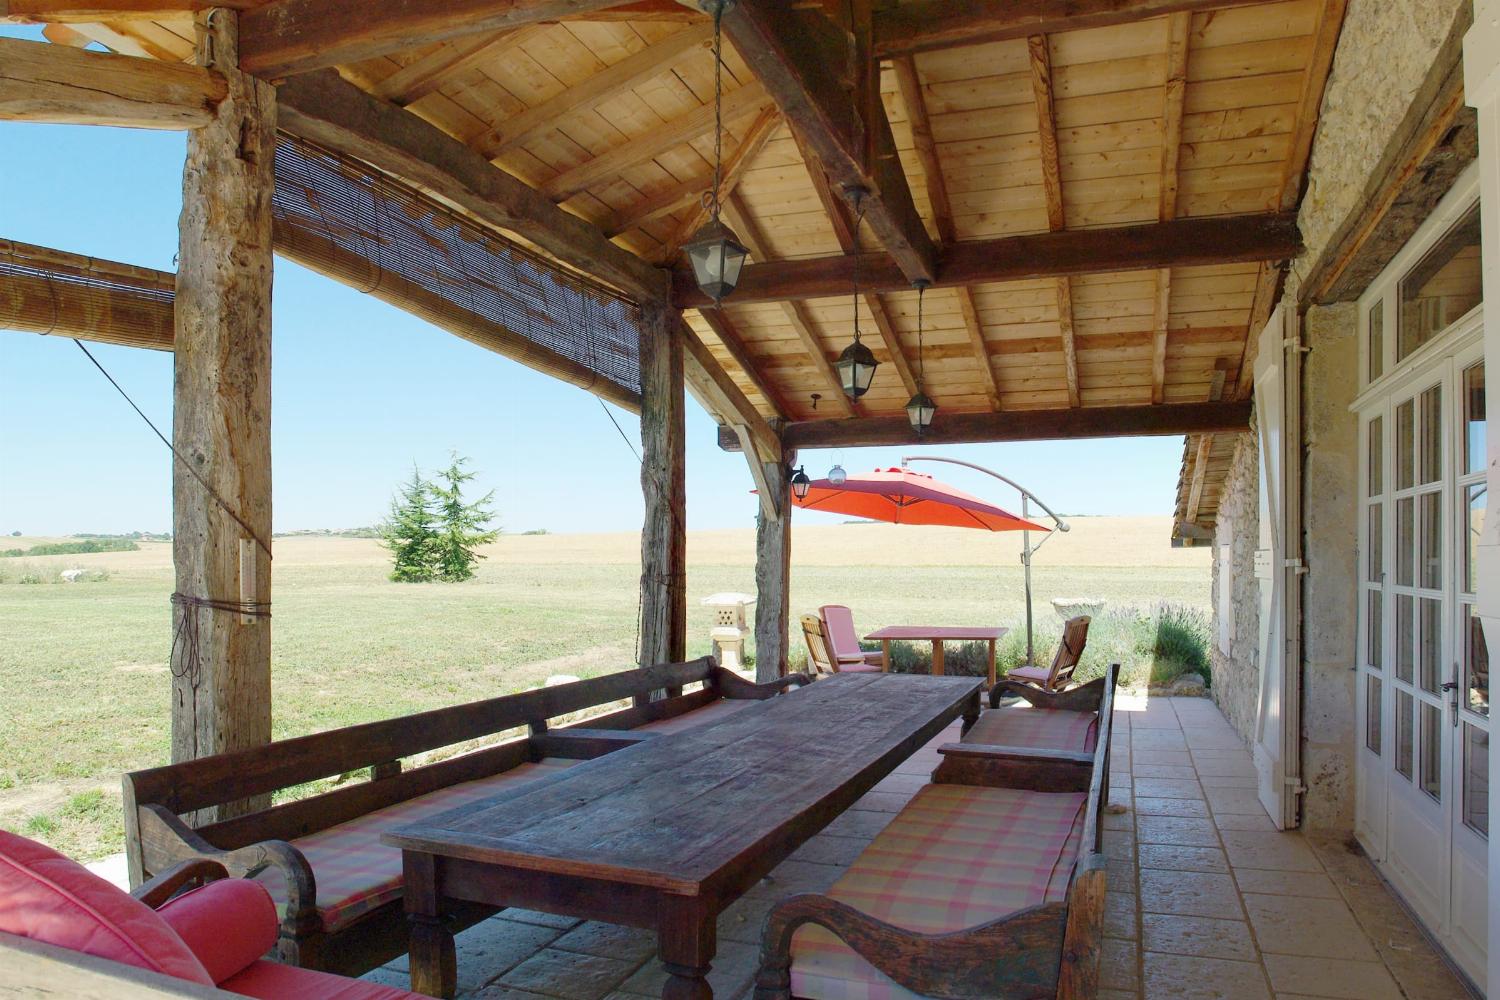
[170,9,275,786]
[755,447,792,682]
[638,302,687,667]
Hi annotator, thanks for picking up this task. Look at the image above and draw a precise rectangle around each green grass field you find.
[0,517,1207,860]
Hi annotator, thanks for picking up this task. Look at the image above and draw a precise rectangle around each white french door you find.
[1356,332,1490,985]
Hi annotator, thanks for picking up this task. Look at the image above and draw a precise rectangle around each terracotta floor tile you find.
[1134,763,1200,779]
[1137,815,1220,847]
[1262,956,1403,1000]
[1207,786,1272,816]
[1136,796,1211,817]
[1243,894,1378,961]
[1135,777,1205,799]
[1213,812,1277,832]
[1139,869,1245,919]
[1232,868,1340,899]
[1182,727,1247,750]
[1138,844,1229,873]
[1133,731,1189,750]
[1141,952,1271,999]
[1103,809,1134,831]
[1100,937,1140,992]
[1104,830,1137,861]
[496,948,636,1000]
[1135,750,1194,767]
[1142,914,1258,961]
[1204,773,1261,788]
[1105,891,1139,940]
[1220,831,1323,872]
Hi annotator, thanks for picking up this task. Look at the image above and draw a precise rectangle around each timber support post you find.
[755,445,792,682]
[638,302,687,668]
[170,7,275,811]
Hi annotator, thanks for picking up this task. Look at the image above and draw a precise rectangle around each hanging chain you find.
[851,189,866,344]
[704,1,725,222]
[917,282,926,387]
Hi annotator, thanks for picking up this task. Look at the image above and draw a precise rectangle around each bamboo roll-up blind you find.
[271,136,644,403]
[0,239,174,350]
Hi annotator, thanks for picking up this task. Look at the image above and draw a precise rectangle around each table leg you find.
[932,640,945,677]
[962,689,981,734]
[988,638,997,689]
[881,639,890,672]
[403,852,456,999]
[659,894,716,999]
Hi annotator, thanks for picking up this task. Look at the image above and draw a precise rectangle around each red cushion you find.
[157,879,279,985]
[0,829,212,984]
[222,958,423,999]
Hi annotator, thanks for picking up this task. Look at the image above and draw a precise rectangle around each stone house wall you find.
[1211,430,1261,742]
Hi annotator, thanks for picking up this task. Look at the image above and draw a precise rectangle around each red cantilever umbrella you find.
[789,467,1049,532]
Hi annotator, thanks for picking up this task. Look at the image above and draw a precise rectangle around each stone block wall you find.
[1211,430,1261,743]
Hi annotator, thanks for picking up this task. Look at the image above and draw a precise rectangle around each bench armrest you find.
[754,892,1068,1000]
[132,858,229,909]
[991,674,1108,710]
[714,666,813,700]
[932,744,1093,792]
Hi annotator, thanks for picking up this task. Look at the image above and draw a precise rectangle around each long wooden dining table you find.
[383,672,983,999]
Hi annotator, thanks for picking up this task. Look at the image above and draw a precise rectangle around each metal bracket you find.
[1283,336,1309,354]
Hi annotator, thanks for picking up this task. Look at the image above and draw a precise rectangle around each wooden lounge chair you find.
[801,614,840,676]
[1006,615,1091,692]
[818,605,886,671]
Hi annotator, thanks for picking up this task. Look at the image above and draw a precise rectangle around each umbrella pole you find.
[1022,495,1034,666]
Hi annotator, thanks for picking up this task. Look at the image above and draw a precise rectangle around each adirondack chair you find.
[818,605,886,671]
[1006,615,1091,692]
[801,614,873,675]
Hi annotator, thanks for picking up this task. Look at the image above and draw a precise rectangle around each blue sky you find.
[0,92,1189,535]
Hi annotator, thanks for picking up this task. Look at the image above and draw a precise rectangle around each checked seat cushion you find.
[963,703,1099,754]
[790,784,1087,1000]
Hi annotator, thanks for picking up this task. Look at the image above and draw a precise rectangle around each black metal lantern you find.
[904,279,937,434]
[682,0,749,304]
[790,465,812,500]
[835,186,878,397]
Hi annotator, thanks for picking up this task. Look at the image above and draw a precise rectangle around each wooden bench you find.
[754,664,1119,1000]
[123,658,804,978]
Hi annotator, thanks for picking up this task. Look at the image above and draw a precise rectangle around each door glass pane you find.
[1398,203,1482,359]
[1464,363,1486,474]
[1396,594,1414,683]
[1366,674,1382,755]
[1464,723,1489,835]
[1368,301,1384,382]
[1419,598,1441,693]
[1420,702,1442,801]
[1396,497,1414,586]
[1396,690,1415,779]
[1396,400,1415,490]
[1419,491,1442,589]
[1420,386,1443,484]
[1368,415,1384,497]
[1468,604,1491,717]
[1367,590,1383,667]
[1367,504,1383,583]
[1466,484,1486,594]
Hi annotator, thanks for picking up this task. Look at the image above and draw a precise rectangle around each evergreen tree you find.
[381,465,440,582]
[430,454,499,582]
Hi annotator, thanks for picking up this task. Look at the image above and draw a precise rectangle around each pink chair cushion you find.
[254,758,577,933]
[222,958,423,999]
[0,829,213,985]
[964,704,1100,753]
[1006,663,1054,686]
[790,785,1087,1000]
[819,605,869,662]
[157,878,279,985]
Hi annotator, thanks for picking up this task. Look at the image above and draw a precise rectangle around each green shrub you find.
[990,603,1210,690]
[0,539,138,557]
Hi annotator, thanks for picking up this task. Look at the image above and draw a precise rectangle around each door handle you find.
[1441,681,1460,691]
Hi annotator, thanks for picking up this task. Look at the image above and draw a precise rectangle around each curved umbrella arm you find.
[901,455,1069,533]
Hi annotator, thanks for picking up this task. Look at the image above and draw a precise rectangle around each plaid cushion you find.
[791,785,1087,1000]
[635,697,754,734]
[963,704,1098,753]
[255,758,576,934]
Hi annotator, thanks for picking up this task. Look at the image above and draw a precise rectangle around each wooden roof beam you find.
[680,318,779,464]
[0,36,225,128]
[673,212,1302,307]
[653,107,781,261]
[237,0,633,79]
[695,306,792,421]
[275,69,666,304]
[1183,433,1213,523]
[1151,12,1189,407]
[370,29,527,107]
[724,0,938,285]
[1026,32,1080,410]
[0,1,242,21]
[783,400,1253,450]
[873,0,1270,58]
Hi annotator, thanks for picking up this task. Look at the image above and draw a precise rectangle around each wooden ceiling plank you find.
[1152,12,1189,407]
[680,317,779,461]
[873,0,1272,59]
[542,78,772,202]
[1277,0,1350,212]
[724,0,938,285]
[475,23,712,160]
[696,306,791,421]
[371,28,525,106]
[782,399,1253,449]
[672,211,1302,307]
[654,107,782,261]
[238,0,629,79]
[275,68,667,303]
[0,35,225,128]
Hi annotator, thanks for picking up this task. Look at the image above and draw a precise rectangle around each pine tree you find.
[381,465,440,582]
[430,454,499,582]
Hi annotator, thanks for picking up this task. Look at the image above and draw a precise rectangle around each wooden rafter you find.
[679,319,779,463]
[0,0,245,21]
[237,0,630,79]
[1026,32,1080,410]
[275,69,666,303]
[1055,277,1080,408]
[782,400,1253,449]
[0,36,225,129]
[653,107,782,262]
[473,24,712,161]
[1151,12,1189,406]
[541,79,772,202]
[724,1,938,285]
[785,120,919,398]
[695,306,791,421]
[370,29,525,107]
[873,0,1270,58]
[725,192,857,418]
[1184,433,1213,523]
[672,213,1302,307]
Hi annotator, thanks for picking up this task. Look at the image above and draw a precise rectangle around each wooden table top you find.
[865,625,1008,641]
[382,673,981,896]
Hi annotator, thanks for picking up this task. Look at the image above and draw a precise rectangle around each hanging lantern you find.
[682,0,749,304]
[827,463,847,486]
[836,186,878,398]
[904,279,938,434]
[790,465,812,500]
